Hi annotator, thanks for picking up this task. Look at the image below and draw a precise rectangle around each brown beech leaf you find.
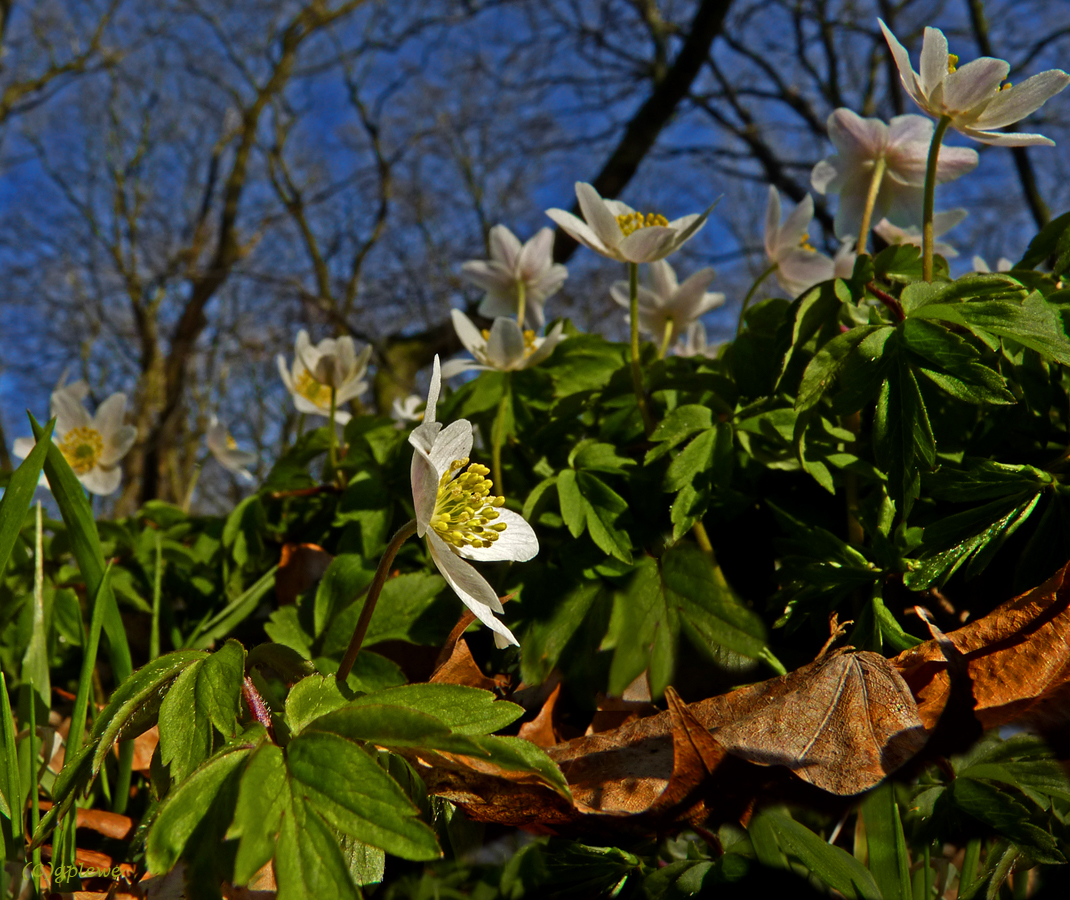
[708,648,927,795]
[430,611,508,691]
[894,561,1070,736]
[518,682,564,748]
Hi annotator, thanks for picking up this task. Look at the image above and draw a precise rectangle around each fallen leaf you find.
[38,801,134,840]
[895,561,1070,737]
[430,611,504,691]
[518,682,564,748]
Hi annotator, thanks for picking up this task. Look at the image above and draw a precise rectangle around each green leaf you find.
[796,326,888,412]
[158,640,246,784]
[0,673,22,842]
[914,293,1070,367]
[344,684,523,735]
[285,730,441,860]
[569,439,635,474]
[0,418,54,582]
[873,242,923,284]
[145,744,250,875]
[901,273,1028,313]
[222,494,267,568]
[315,554,374,637]
[575,471,633,563]
[664,428,717,492]
[286,674,354,736]
[900,318,1015,405]
[924,460,1054,502]
[30,415,132,684]
[750,810,882,900]
[226,742,288,885]
[320,572,447,654]
[645,405,714,463]
[1017,209,1070,275]
[861,783,911,900]
[952,778,1065,863]
[275,795,361,900]
[608,558,679,698]
[556,469,586,538]
[185,566,278,649]
[873,350,935,517]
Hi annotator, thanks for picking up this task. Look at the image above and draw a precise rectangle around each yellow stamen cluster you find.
[799,235,816,252]
[947,53,959,74]
[58,427,104,475]
[479,328,541,359]
[616,211,668,236]
[430,458,507,549]
[294,370,327,407]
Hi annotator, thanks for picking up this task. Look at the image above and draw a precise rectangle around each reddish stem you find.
[242,676,274,738]
[866,282,905,321]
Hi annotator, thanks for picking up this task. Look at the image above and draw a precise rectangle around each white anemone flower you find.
[609,259,724,352]
[391,394,425,427]
[409,356,538,648]
[678,321,722,359]
[874,209,967,258]
[811,109,978,240]
[879,20,1070,147]
[14,380,136,495]
[277,330,372,424]
[546,182,709,263]
[764,187,835,296]
[461,225,567,329]
[972,255,1013,274]
[440,310,567,378]
[206,416,256,483]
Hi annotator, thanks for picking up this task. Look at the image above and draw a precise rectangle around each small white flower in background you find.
[609,259,724,348]
[546,182,709,264]
[678,321,722,359]
[879,20,1070,146]
[811,109,978,240]
[206,416,256,483]
[440,310,567,378]
[833,238,859,280]
[277,330,372,423]
[391,394,425,427]
[409,356,538,648]
[461,225,567,329]
[972,255,1013,274]
[874,209,967,258]
[764,187,836,296]
[14,380,137,495]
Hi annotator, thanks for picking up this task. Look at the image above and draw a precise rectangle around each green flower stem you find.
[515,279,527,330]
[657,319,674,360]
[181,461,203,513]
[735,263,778,338]
[328,384,339,475]
[628,262,656,435]
[856,155,887,255]
[922,115,952,282]
[960,838,981,898]
[491,374,510,495]
[337,518,419,683]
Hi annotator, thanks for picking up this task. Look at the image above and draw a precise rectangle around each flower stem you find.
[628,262,656,435]
[856,156,887,255]
[516,280,527,330]
[328,385,339,475]
[922,115,952,283]
[735,263,777,338]
[182,462,203,513]
[491,374,510,494]
[337,518,419,682]
[657,319,674,360]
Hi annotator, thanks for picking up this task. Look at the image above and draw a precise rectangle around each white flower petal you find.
[828,108,887,158]
[427,530,506,615]
[764,186,782,259]
[450,309,488,360]
[411,451,440,536]
[100,424,137,468]
[649,259,678,298]
[81,464,122,496]
[485,318,526,370]
[440,358,488,378]
[810,157,842,195]
[489,224,522,270]
[52,387,91,435]
[974,69,1070,129]
[462,259,512,293]
[618,226,676,263]
[887,114,934,146]
[575,182,624,249]
[671,268,717,317]
[775,249,834,296]
[943,58,1010,114]
[13,437,34,460]
[524,322,567,368]
[456,508,539,563]
[879,20,924,105]
[545,208,615,257]
[425,355,443,425]
[517,227,555,281]
[427,419,474,482]
[92,393,128,441]
[959,128,1055,147]
[918,27,949,98]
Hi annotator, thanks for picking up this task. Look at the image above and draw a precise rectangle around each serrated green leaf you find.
[873,350,934,517]
[901,318,1015,405]
[286,673,354,736]
[952,778,1065,863]
[751,810,882,900]
[1017,209,1070,275]
[145,744,250,875]
[315,554,374,637]
[556,469,586,538]
[796,326,886,412]
[344,684,522,735]
[285,730,440,860]
[645,405,714,463]
[569,439,635,473]
[275,794,361,900]
[664,428,717,492]
[158,640,246,784]
[926,461,1054,502]
[574,471,633,563]
[227,742,288,885]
